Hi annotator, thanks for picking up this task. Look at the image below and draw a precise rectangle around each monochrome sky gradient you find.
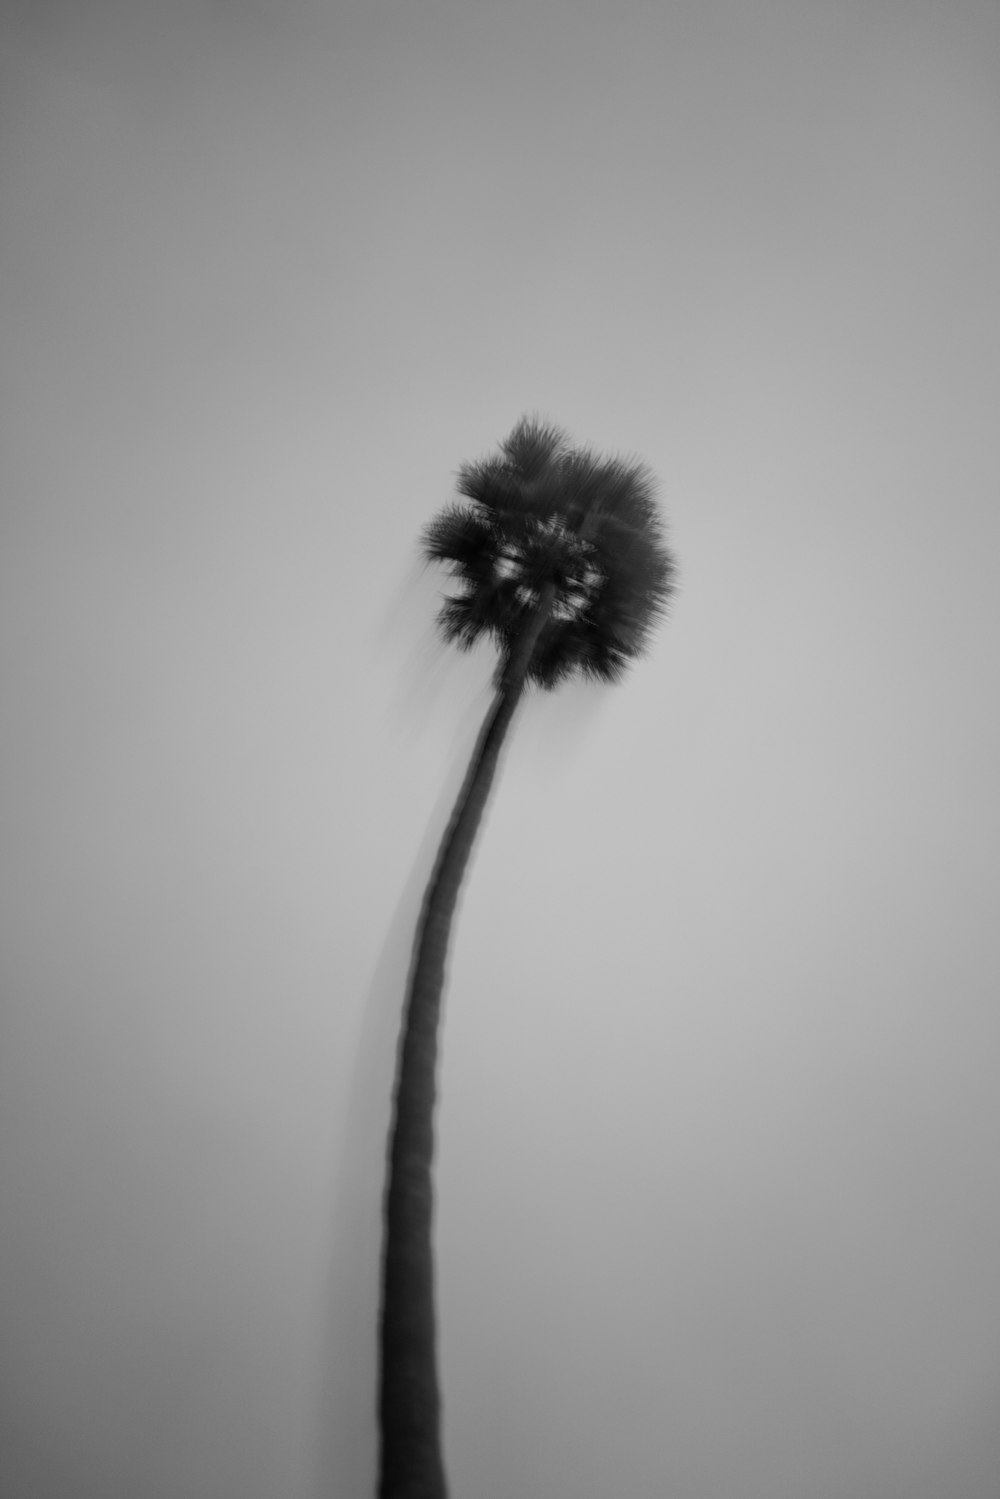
[2,3,999,1496]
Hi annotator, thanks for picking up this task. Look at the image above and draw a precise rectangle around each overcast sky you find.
[2,2,999,1496]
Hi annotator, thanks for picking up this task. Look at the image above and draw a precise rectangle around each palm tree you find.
[378,417,676,1499]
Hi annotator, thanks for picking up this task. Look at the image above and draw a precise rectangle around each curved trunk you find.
[378,598,552,1499]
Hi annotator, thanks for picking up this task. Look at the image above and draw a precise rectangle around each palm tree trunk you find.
[378,598,552,1499]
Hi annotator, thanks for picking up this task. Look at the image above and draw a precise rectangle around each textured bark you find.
[378,598,552,1499]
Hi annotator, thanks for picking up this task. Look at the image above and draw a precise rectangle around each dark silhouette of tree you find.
[378,417,677,1498]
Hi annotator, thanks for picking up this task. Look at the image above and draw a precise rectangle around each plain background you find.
[2,2,999,1496]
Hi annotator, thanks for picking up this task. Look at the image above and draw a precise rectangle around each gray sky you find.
[2,2,999,1496]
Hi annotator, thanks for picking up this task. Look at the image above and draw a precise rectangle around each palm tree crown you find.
[422,417,676,688]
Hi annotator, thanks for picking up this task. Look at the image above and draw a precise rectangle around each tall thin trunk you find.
[378,597,552,1499]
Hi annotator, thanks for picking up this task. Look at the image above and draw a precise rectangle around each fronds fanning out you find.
[422,417,676,688]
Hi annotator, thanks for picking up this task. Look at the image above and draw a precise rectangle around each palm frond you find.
[422,505,495,577]
[500,416,569,479]
[453,461,519,515]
